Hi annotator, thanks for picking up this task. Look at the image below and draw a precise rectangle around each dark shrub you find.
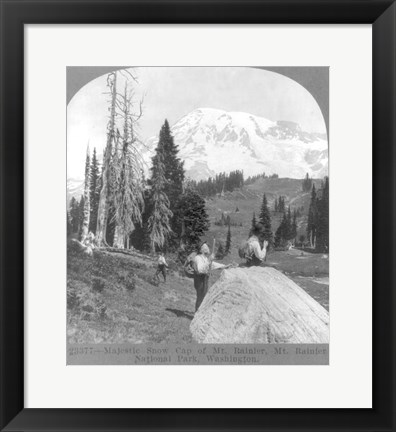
[125,276,136,291]
[67,288,79,309]
[92,277,106,293]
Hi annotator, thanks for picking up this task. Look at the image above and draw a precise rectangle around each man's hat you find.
[200,243,210,255]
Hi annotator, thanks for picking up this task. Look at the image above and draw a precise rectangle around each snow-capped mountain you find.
[67,108,328,200]
[67,177,84,204]
[67,177,84,197]
[144,108,328,181]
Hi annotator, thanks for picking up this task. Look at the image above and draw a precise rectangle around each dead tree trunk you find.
[112,78,144,248]
[96,72,117,246]
[113,224,126,248]
[80,146,91,242]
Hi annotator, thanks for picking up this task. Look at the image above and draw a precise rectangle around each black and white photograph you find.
[67,66,329,365]
[2,0,394,424]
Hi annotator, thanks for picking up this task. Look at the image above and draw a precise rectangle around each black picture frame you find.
[0,0,395,431]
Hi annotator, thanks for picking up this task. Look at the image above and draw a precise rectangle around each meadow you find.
[67,178,329,345]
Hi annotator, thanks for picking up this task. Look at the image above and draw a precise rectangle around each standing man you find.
[246,225,268,267]
[155,252,168,283]
[192,241,230,312]
[192,243,214,312]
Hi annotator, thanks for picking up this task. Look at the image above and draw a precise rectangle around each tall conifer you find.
[159,120,185,210]
[285,206,292,240]
[251,212,257,231]
[225,223,232,254]
[316,177,329,252]
[174,187,210,252]
[147,139,173,252]
[292,209,297,240]
[275,212,287,248]
[67,211,73,237]
[259,193,273,246]
[216,241,225,259]
[89,147,101,233]
[69,197,80,233]
[78,195,85,238]
[307,184,318,247]
[80,147,91,241]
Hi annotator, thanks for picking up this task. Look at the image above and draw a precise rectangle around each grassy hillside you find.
[67,245,196,344]
[67,177,329,345]
[202,177,322,265]
[67,248,328,345]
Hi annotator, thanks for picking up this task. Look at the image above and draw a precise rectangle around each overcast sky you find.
[67,67,326,179]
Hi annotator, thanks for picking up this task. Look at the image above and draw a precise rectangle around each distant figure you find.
[155,252,168,283]
[245,225,268,267]
[81,231,95,256]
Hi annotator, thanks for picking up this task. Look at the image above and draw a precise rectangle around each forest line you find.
[67,70,329,257]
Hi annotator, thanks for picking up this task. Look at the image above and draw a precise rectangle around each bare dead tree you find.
[96,72,118,246]
[112,76,145,248]
[80,145,91,242]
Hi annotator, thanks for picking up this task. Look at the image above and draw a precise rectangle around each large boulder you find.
[190,266,329,344]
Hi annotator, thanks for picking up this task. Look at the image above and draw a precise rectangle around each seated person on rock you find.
[245,225,268,267]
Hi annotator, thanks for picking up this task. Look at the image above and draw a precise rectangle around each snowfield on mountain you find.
[143,108,328,181]
[67,107,328,197]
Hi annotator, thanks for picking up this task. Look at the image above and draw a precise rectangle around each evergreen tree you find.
[67,210,73,237]
[77,195,85,238]
[69,197,80,233]
[307,184,318,247]
[285,206,292,240]
[278,196,286,213]
[152,120,185,247]
[130,191,151,252]
[216,241,225,259]
[158,119,185,211]
[89,147,101,233]
[80,147,91,241]
[147,141,173,253]
[225,223,232,254]
[282,197,286,212]
[259,193,273,246]
[105,203,116,246]
[315,177,329,252]
[251,212,257,231]
[292,209,298,240]
[274,212,288,248]
[274,205,297,248]
[192,170,244,198]
[302,173,313,192]
[274,197,278,212]
[174,187,210,252]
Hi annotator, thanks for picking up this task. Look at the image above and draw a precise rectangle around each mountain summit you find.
[144,108,328,181]
[67,108,328,199]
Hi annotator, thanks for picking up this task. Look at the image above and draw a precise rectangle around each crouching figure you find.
[243,225,268,267]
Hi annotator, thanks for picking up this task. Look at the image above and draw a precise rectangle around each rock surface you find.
[190,266,329,344]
